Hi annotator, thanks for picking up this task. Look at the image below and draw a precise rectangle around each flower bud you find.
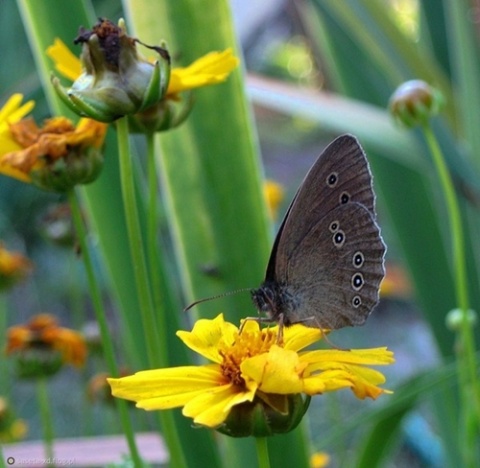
[52,18,171,123]
[389,80,443,128]
[127,93,193,133]
[446,308,477,331]
[38,203,75,247]
[216,393,310,438]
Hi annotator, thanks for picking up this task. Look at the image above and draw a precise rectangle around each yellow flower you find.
[310,452,330,468]
[0,243,32,289]
[0,397,28,443]
[0,94,35,172]
[47,38,239,98]
[6,314,87,376]
[0,115,107,190]
[108,314,394,434]
[264,179,285,220]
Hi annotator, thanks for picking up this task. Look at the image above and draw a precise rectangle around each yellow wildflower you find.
[108,314,394,436]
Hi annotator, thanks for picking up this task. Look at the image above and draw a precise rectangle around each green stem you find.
[0,295,8,397]
[255,438,271,468]
[68,189,142,467]
[37,377,54,463]
[146,132,169,366]
[116,118,159,363]
[422,124,479,465]
[116,118,187,468]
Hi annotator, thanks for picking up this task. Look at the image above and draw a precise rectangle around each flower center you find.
[219,325,277,386]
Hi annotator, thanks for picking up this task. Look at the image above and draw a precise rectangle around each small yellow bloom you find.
[0,397,28,443]
[47,38,239,98]
[108,314,394,434]
[6,314,87,371]
[0,116,107,190]
[310,452,330,468]
[264,179,285,220]
[0,243,32,290]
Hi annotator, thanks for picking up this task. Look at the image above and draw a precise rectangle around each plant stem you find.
[255,437,271,468]
[146,132,169,367]
[0,295,8,397]
[422,124,479,466]
[68,189,142,467]
[116,117,187,468]
[37,377,54,463]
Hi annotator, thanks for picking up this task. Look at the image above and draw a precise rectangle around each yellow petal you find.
[241,345,306,394]
[167,49,239,95]
[0,163,31,183]
[183,383,255,427]
[177,313,238,363]
[108,363,225,405]
[46,38,82,81]
[0,94,34,132]
[282,324,323,352]
[302,347,395,370]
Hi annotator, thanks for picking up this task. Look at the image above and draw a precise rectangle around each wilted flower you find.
[0,115,107,191]
[0,243,32,290]
[6,314,87,378]
[108,314,394,437]
[47,33,239,131]
[51,18,171,123]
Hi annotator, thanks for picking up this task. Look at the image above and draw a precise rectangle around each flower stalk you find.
[256,437,271,468]
[421,124,480,465]
[37,377,55,461]
[115,117,187,468]
[67,189,142,467]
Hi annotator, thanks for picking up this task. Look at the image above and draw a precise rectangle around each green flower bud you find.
[389,80,444,128]
[30,145,104,193]
[446,308,477,331]
[52,18,171,123]
[128,93,194,134]
[216,393,310,438]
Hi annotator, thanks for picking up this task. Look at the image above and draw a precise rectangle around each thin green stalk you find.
[422,124,479,465]
[0,295,8,396]
[68,189,143,467]
[255,438,271,468]
[0,445,6,468]
[146,132,169,367]
[116,117,187,468]
[116,118,159,362]
[37,377,54,463]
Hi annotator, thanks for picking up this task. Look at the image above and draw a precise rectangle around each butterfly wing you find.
[261,134,385,329]
[266,134,377,280]
[279,202,385,328]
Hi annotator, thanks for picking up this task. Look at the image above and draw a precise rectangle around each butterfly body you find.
[252,134,386,330]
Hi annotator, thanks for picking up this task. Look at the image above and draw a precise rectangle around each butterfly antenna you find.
[183,288,251,312]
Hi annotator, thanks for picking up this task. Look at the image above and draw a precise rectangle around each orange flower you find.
[0,116,107,191]
[6,314,87,369]
[0,243,32,289]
